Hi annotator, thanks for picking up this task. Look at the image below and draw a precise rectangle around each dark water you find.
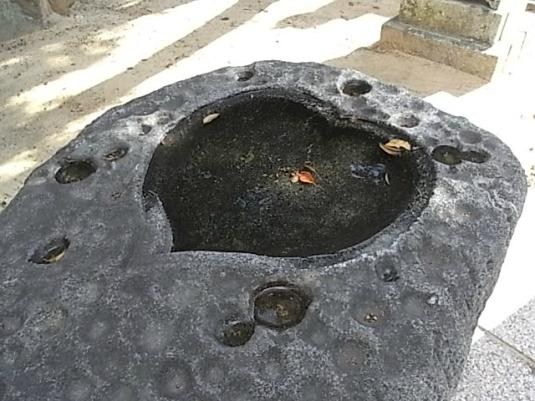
[143,90,430,257]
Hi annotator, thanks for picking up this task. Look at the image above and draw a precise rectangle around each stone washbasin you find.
[0,61,527,401]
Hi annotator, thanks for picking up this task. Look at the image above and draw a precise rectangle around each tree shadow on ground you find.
[0,0,277,205]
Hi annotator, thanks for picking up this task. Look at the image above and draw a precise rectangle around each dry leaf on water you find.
[290,170,317,185]
[379,138,412,156]
[203,113,220,125]
[386,138,412,151]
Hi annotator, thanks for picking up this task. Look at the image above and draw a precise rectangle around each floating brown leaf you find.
[296,170,317,185]
[379,138,412,156]
[203,113,220,125]
[379,143,401,156]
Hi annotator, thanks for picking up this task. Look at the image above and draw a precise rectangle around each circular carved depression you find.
[342,79,372,96]
[30,236,70,264]
[103,146,129,162]
[143,89,434,257]
[216,318,255,346]
[254,283,311,330]
[55,160,96,184]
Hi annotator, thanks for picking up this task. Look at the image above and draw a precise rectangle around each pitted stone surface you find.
[0,61,527,401]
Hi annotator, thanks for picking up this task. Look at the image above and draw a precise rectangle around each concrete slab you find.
[492,297,535,361]
[477,190,535,331]
[453,335,535,401]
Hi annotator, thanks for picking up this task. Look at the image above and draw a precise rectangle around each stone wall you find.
[379,0,528,80]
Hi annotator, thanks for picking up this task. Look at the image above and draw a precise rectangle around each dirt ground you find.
[0,0,527,210]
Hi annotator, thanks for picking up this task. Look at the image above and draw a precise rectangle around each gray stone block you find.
[380,17,503,79]
[492,298,535,360]
[399,0,502,44]
[0,61,527,400]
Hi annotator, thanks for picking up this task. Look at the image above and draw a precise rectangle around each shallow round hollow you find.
[253,283,311,330]
[395,114,420,128]
[30,237,70,264]
[376,265,400,282]
[55,160,96,184]
[341,79,372,96]
[141,124,152,135]
[143,89,433,257]
[236,70,254,82]
[461,149,490,163]
[103,146,129,162]
[459,130,482,144]
[432,146,463,165]
[216,319,255,347]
